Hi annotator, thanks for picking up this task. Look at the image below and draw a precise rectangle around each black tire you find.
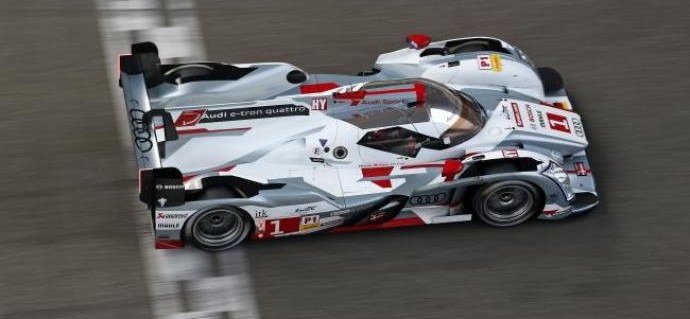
[185,205,252,251]
[538,67,564,93]
[472,180,540,227]
[199,185,239,200]
[186,185,251,251]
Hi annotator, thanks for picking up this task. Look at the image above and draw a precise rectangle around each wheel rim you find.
[482,183,535,224]
[192,208,247,248]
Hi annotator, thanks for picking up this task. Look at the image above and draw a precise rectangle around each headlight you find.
[542,162,575,201]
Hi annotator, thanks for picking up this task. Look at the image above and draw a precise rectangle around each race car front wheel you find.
[186,206,252,251]
[472,180,540,227]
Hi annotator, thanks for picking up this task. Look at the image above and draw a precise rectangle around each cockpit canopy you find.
[336,78,486,157]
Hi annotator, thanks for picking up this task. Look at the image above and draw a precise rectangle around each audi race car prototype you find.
[119,35,598,251]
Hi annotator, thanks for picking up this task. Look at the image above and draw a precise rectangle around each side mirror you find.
[406,34,431,49]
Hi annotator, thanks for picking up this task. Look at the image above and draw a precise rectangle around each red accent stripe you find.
[400,160,463,182]
[333,90,366,100]
[366,87,416,95]
[565,170,591,175]
[553,102,568,110]
[575,162,590,176]
[406,34,431,49]
[361,166,394,188]
[542,210,559,215]
[371,180,392,188]
[541,101,576,113]
[565,161,592,176]
[155,239,184,249]
[401,163,445,170]
[332,85,420,104]
[177,127,251,135]
[299,82,339,94]
[183,164,236,182]
[331,217,425,233]
[215,165,236,173]
[441,159,464,182]
[117,54,130,75]
[175,109,206,127]
[414,82,426,102]
[182,174,198,182]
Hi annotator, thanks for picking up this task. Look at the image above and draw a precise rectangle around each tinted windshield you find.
[424,85,486,148]
[356,79,486,157]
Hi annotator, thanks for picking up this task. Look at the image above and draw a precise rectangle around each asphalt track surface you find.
[1,0,689,318]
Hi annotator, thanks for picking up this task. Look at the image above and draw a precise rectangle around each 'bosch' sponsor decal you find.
[155,184,184,191]
[409,193,448,206]
[546,112,571,133]
[525,105,535,123]
[188,104,309,124]
[511,102,523,127]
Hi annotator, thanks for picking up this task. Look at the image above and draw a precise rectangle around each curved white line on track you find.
[95,1,260,318]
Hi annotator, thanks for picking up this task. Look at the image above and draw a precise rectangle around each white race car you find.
[119,35,598,251]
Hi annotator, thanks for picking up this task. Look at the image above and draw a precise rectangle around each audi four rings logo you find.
[409,193,448,205]
[129,108,152,152]
[572,118,585,137]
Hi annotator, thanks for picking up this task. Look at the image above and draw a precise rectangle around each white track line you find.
[95,1,260,318]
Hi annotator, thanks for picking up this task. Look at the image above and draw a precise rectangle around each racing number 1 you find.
[269,219,284,235]
[266,217,300,236]
[546,112,571,133]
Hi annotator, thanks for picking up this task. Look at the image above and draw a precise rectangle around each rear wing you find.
[119,42,178,170]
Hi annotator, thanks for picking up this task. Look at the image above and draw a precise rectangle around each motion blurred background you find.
[1,0,689,318]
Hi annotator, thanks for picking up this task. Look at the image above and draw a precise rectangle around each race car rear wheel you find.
[187,206,252,251]
[472,180,540,227]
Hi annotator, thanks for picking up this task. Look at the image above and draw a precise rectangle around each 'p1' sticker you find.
[477,54,502,72]
[546,112,571,133]
[477,55,492,70]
